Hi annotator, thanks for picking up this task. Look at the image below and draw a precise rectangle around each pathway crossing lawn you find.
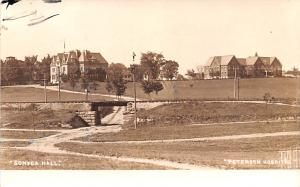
[58,135,300,169]
[0,130,58,139]
[0,141,31,147]
[0,148,167,169]
[75,121,300,142]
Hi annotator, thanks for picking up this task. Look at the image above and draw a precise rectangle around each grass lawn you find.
[126,102,300,128]
[1,109,77,129]
[57,135,300,169]
[0,87,110,102]
[0,141,31,147]
[62,77,300,101]
[75,121,300,142]
[0,148,167,169]
[0,130,58,139]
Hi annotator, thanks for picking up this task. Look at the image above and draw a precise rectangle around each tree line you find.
[66,51,181,99]
[1,51,181,99]
[0,55,52,86]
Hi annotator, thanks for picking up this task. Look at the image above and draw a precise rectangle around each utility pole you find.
[85,88,89,101]
[133,72,137,129]
[58,66,61,101]
[234,68,237,99]
[131,52,138,129]
[237,77,240,100]
[44,74,47,103]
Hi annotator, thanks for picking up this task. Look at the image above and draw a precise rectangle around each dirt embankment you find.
[132,102,300,127]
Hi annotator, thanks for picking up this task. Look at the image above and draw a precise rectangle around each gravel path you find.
[14,124,208,170]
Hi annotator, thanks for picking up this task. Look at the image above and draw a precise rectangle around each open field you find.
[0,87,110,102]
[0,130,58,139]
[126,102,300,128]
[1,87,299,169]
[1,78,299,102]
[62,77,300,101]
[1,109,78,129]
[58,135,300,169]
[0,148,166,169]
[75,121,300,142]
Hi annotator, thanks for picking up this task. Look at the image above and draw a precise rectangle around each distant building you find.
[203,55,241,79]
[203,53,282,79]
[50,50,108,84]
[5,56,17,61]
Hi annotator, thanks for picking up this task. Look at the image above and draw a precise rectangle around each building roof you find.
[237,58,246,66]
[270,57,282,66]
[259,57,271,67]
[205,55,236,66]
[220,55,235,65]
[204,56,215,66]
[205,54,282,68]
[245,56,260,66]
[52,50,108,65]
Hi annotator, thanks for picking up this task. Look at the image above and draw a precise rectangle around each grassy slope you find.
[62,77,300,100]
[0,148,166,169]
[1,78,299,102]
[0,87,110,102]
[126,102,300,128]
[58,135,300,169]
[1,109,77,129]
[76,121,300,142]
[0,130,58,139]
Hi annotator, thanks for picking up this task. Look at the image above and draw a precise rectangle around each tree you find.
[263,92,273,109]
[141,80,154,96]
[152,81,164,94]
[186,69,197,80]
[129,64,144,82]
[106,63,128,98]
[263,92,271,103]
[23,55,37,82]
[39,54,52,82]
[112,78,127,100]
[1,58,23,85]
[161,60,179,80]
[105,81,114,94]
[61,74,69,83]
[141,80,164,99]
[176,74,186,81]
[79,77,89,90]
[140,52,165,80]
[90,81,98,90]
[69,78,77,93]
[106,63,128,81]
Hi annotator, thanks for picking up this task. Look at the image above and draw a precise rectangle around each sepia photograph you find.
[0,0,300,182]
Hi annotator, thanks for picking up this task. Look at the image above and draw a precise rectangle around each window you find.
[52,75,56,80]
[63,67,66,72]
[52,68,56,73]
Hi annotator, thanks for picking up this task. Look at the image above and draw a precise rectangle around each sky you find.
[1,0,300,74]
